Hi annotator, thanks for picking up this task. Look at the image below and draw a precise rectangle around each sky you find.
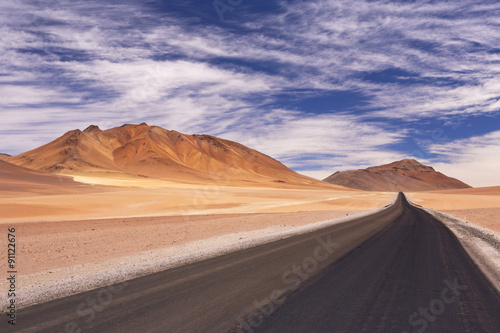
[1,0,499,187]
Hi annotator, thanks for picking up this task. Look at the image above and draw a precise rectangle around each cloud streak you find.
[0,0,499,186]
[430,130,500,187]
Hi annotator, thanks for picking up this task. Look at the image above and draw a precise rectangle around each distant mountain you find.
[0,153,11,160]
[323,159,471,191]
[6,123,325,186]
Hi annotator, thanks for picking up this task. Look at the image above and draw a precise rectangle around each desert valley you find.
[3,1,500,331]
[1,123,500,322]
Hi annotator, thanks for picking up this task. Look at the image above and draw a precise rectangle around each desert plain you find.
[1,125,499,314]
[1,172,500,305]
[409,186,500,233]
[1,171,394,276]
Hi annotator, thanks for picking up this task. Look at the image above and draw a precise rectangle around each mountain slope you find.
[6,123,325,186]
[323,159,471,191]
[0,159,87,193]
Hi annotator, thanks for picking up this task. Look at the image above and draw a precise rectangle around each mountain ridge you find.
[6,123,328,187]
[323,159,471,191]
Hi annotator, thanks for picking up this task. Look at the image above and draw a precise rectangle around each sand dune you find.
[324,159,470,191]
[6,123,330,187]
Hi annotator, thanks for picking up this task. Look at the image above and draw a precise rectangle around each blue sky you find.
[1,0,500,186]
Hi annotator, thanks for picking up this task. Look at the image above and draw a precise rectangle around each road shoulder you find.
[423,208,500,294]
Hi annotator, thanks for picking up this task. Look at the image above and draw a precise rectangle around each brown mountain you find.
[0,153,11,160]
[323,159,471,191]
[6,123,325,186]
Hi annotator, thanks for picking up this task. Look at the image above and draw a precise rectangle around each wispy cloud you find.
[0,0,499,185]
[429,130,500,187]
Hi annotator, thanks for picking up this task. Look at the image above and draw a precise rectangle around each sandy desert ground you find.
[0,173,396,274]
[0,173,398,309]
[13,210,364,276]
[0,181,391,222]
[408,186,500,233]
[4,124,497,280]
[2,163,500,310]
[2,177,499,279]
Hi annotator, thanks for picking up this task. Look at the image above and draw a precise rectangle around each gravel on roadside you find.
[424,208,500,294]
[1,197,398,312]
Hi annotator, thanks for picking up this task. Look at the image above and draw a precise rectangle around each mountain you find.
[323,159,471,191]
[0,153,11,160]
[0,159,87,193]
[6,123,325,186]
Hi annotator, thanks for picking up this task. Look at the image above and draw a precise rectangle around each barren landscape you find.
[0,181,388,222]
[1,125,500,333]
[4,181,499,280]
[324,159,471,191]
[2,169,500,316]
[1,143,398,311]
[0,166,392,281]
[2,1,500,331]
[409,186,500,233]
[1,126,500,316]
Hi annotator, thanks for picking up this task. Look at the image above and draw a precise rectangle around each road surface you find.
[254,194,500,332]
[12,193,500,332]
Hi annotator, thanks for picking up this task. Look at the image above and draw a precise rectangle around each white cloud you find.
[0,0,499,185]
[297,169,333,181]
[65,59,272,103]
[430,131,500,187]
[219,111,406,175]
[0,85,80,106]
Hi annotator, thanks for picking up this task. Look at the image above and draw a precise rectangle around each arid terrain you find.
[0,127,398,308]
[1,125,499,324]
[4,181,499,281]
[5,123,324,186]
[4,2,500,330]
[0,164,397,310]
[408,186,500,233]
[0,168,394,275]
[324,159,471,191]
